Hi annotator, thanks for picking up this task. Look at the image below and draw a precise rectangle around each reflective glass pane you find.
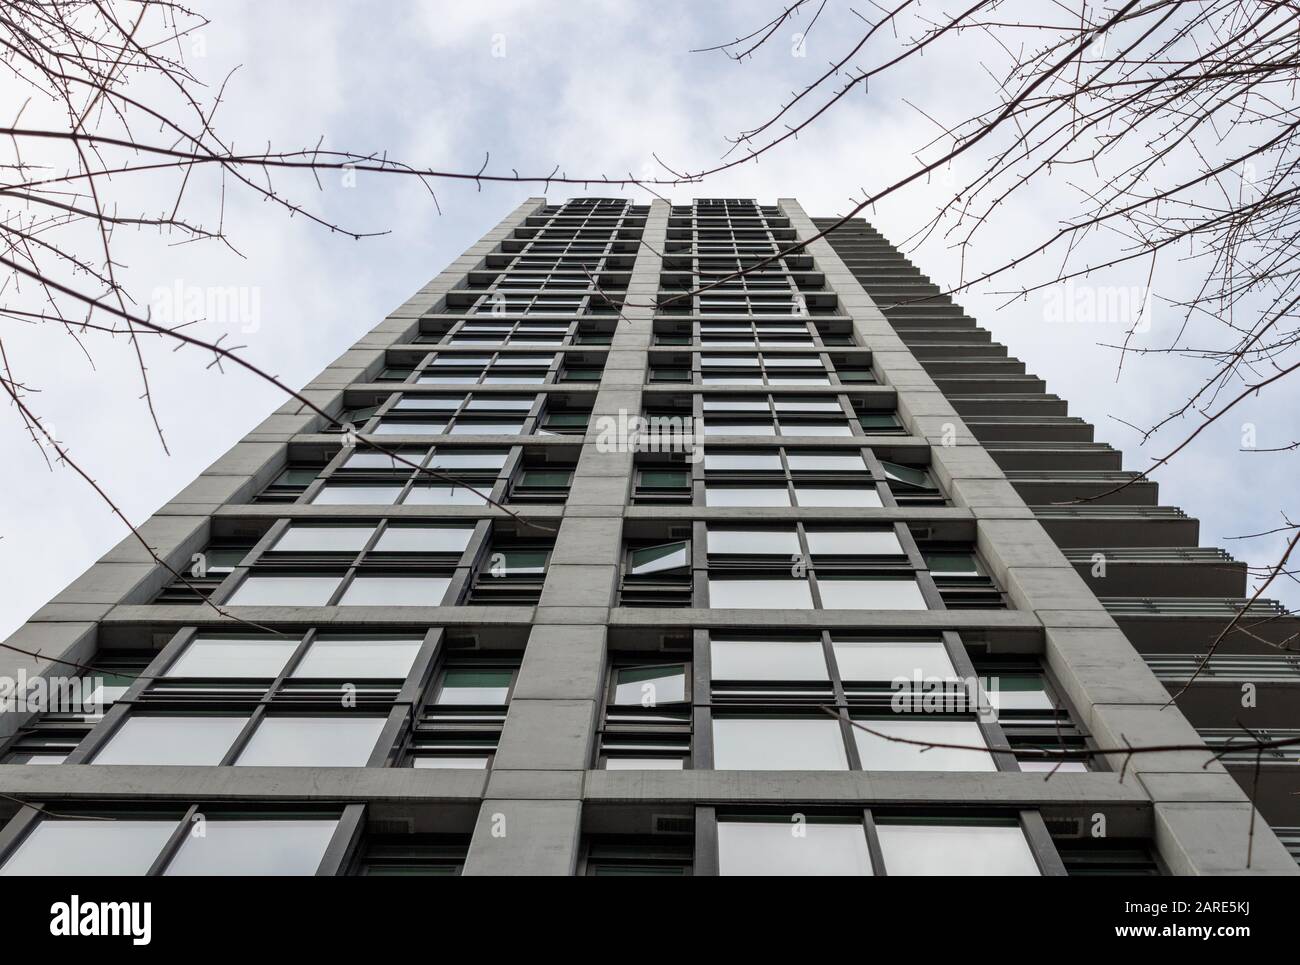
[816,576,927,610]
[0,819,177,876]
[718,819,872,876]
[794,486,881,507]
[338,576,450,606]
[706,527,800,556]
[234,716,386,767]
[851,719,996,771]
[165,635,299,678]
[710,637,827,681]
[291,636,424,679]
[705,486,791,507]
[226,574,341,606]
[613,665,686,705]
[875,822,1039,876]
[832,638,957,682]
[163,818,339,876]
[712,717,847,770]
[435,669,513,705]
[709,578,814,609]
[629,542,689,575]
[310,484,403,505]
[372,525,474,554]
[805,528,904,557]
[92,715,248,765]
[271,524,374,554]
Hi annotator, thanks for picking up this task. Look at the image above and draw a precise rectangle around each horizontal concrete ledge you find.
[0,765,1149,811]
[610,608,1044,635]
[583,769,1151,807]
[0,764,488,806]
[101,604,538,627]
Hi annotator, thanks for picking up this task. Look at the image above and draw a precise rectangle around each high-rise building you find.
[0,197,1294,876]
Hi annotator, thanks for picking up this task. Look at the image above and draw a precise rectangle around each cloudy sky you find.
[3,0,1295,639]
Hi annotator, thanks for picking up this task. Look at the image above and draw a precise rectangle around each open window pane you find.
[0,819,178,876]
[92,715,248,765]
[875,821,1039,875]
[851,719,996,771]
[629,541,689,575]
[710,637,827,681]
[717,818,872,876]
[163,818,339,876]
[712,717,847,770]
[612,665,687,705]
[165,635,299,679]
[234,716,386,767]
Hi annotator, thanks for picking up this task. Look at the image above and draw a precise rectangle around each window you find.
[628,541,690,576]
[708,577,814,609]
[706,527,800,557]
[850,719,996,771]
[310,483,404,505]
[434,669,514,705]
[710,637,828,681]
[337,575,450,606]
[705,486,791,507]
[832,638,957,682]
[163,817,340,876]
[874,819,1039,875]
[717,817,872,876]
[371,524,473,554]
[165,635,299,679]
[226,573,341,606]
[270,524,374,555]
[805,527,903,558]
[793,486,881,507]
[0,818,178,876]
[612,665,687,706]
[291,636,423,679]
[712,717,848,770]
[91,715,250,766]
[815,575,927,610]
[234,716,387,767]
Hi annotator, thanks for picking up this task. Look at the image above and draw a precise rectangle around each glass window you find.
[628,541,689,576]
[434,669,513,705]
[612,665,687,705]
[717,818,872,876]
[781,422,853,437]
[705,486,791,507]
[92,715,249,765]
[851,719,996,771]
[271,524,374,554]
[786,452,868,471]
[703,421,775,436]
[448,420,525,435]
[703,452,783,471]
[163,818,339,876]
[373,420,447,435]
[832,638,957,682]
[926,552,983,578]
[165,635,299,679]
[372,524,474,554]
[794,486,881,507]
[340,449,428,471]
[603,757,684,770]
[638,470,689,489]
[338,575,450,606]
[291,636,424,679]
[0,819,178,876]
[816,576,927,610]
[880,461,934,488]
[710,637,827,681]
[411,756,491,769]
[709,577,814,609]
[493,550,548,575]
[226,573,341,606]
[310,483,403,505]
[805,528,904,557]
[706,527,800,557]
[402,484,489,506]
[234,716,386,767]
[428,449,510,470]
[985,674,1056,712]
[712,717,848,770]
[875,821,1039,876]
